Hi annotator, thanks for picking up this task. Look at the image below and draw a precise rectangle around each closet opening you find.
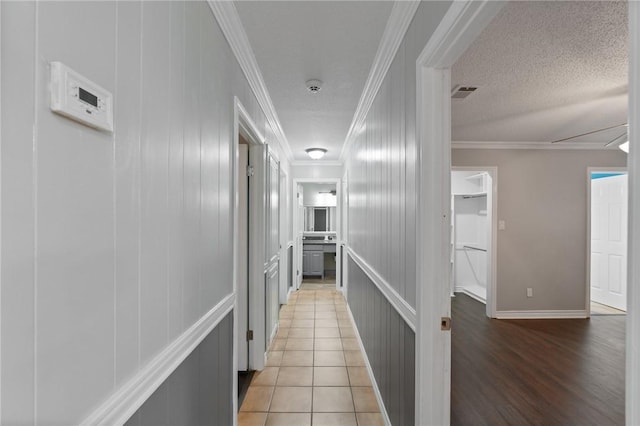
[451,167,497,317]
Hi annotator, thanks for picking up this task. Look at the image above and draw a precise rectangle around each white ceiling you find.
[235,1,393,161]
[452,1,628,146]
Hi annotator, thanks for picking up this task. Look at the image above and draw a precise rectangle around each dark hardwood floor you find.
[452,294,625,426]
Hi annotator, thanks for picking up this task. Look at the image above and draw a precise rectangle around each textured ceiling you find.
[452,1,628,146]
[235,1,393,161]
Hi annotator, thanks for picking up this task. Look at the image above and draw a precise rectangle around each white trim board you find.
[627,3,640,424]
[453,288,486,304]
[452,141,620,150]
[346,304,392,426]
[414,2,505,425]
[339,0,420,162]
[207,0,293,163]
[495,310,588,320]
[81,293,235,426]
[347,248,416,331]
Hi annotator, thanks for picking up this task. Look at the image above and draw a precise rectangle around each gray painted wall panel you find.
[348,257,415,426]
[125,313,234,426]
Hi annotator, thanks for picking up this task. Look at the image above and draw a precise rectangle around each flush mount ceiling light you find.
[306,79,323,94]
[305,148,327,160]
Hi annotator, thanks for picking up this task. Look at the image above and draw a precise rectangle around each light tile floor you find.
[239,288,384,426]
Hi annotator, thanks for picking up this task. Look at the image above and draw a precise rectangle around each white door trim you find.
[291,178,342,291]
[628,3,640,422]
[415,2,505,425]
[233,97,266,392]
[451,166,498,318]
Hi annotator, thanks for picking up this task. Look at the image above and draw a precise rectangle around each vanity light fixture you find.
[305,148,327,160]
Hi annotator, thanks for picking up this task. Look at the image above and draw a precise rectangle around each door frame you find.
[586,166,628,315]
[414,2,505,424]
[628,3,640,422]
[451,166,498,318]
[232,97,266,405]
[291,177,342,291]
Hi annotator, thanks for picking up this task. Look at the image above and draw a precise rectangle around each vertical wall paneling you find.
[0,2,36,422]
[115,0,143,387]
[139,0,171,367]
[167,0,186,342]
[1,1,289,423]
[342,2,452,425]
[348,257,415,426]
[36,2,116,422]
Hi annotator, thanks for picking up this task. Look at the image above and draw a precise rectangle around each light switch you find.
[498,220,506,231]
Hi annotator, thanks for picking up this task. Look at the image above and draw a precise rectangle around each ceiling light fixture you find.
[305,148,327,160]
[619,140,629,153]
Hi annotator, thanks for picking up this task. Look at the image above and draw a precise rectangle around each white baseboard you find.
[495,310,588,319]
[287,286,296,302]
[81,293,235,426]
[454,287,486,304]
[346,305,392,426]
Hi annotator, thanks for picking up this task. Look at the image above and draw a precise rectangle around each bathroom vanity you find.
[302,236,336,279]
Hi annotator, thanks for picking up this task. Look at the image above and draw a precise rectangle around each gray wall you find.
[348,257,415,426]
[0,1,285,424]
[125,313,234,426]
[453,148,627,311]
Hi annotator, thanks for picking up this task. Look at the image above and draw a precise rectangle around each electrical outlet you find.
[526,288,533,298]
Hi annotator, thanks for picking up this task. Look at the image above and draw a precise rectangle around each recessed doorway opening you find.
[451,167,497,317]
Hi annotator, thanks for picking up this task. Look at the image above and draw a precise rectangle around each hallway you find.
[238,288,383,426]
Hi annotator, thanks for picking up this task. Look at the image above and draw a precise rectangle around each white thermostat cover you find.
[50,61,113,132]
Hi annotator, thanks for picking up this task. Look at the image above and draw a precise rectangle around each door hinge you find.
[441,317,451,331]
[246,165,255,177]
[246,330,254,341]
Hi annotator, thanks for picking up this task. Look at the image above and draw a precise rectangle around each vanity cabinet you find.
[303,244,324,277]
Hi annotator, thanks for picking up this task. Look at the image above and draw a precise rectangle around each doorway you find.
[292,178,342,292]
[589,168,628,315]
[451,168,497,317]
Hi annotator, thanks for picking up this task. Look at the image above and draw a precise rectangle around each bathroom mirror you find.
[304,207,336,232]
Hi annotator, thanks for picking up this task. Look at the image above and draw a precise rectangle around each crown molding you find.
[208,0,294,163]
[452,141,621,150]
[339,0,420,162]
[290,160,344,167]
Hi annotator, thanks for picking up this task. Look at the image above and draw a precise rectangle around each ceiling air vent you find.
[451,85,478,100]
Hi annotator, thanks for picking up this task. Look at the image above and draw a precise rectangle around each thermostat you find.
[50,61,113,132]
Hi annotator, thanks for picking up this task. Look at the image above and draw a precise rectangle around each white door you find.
[236,144,249,371]
[296,183,304,288]
[591,173,628,311]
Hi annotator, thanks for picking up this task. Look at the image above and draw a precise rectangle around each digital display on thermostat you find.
[79,87,98,107]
